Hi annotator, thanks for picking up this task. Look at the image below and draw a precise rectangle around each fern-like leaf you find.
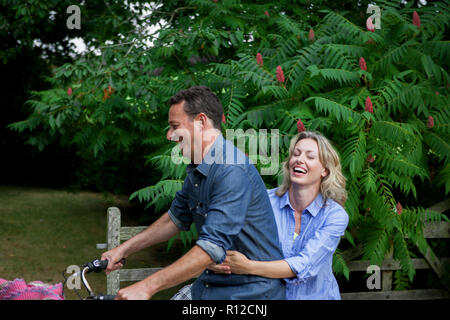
[341,131,366,178]
[129,179,184,212]
[361,224,390,266]
[393,231,415,282]
[424,132,450,165]
[305,96,362,123]
[333,249,350,281]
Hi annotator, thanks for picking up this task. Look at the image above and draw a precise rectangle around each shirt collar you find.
[188,134,224,177]
[279,190,294,211]
[279,190,324,217]
[305,193,324,217]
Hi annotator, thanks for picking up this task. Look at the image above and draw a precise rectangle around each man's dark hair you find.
[169,86,223,129]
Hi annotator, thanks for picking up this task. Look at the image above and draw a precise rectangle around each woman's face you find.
[288,138,328,188]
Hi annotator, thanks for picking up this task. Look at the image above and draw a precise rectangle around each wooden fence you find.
[105,199,449,299]
[340,199,450,300]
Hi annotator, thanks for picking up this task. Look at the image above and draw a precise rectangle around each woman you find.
[209,130,349,300]
[171,131,349,300]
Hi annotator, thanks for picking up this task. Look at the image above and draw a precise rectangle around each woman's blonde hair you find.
[276,131,347,206]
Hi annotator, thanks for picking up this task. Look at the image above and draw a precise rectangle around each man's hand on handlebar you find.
[115,281,152,300]
[101,247,127,275]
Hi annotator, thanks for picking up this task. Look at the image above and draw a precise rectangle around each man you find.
[101,86,285,300]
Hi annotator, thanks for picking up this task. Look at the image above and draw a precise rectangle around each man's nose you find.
[166,128,172,141]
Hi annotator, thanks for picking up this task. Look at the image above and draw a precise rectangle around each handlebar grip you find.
[98,259,109,270]
[85,259,109,272]
[84,258,126,273]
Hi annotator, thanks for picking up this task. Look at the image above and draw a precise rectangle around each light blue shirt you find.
[268,188,349,300]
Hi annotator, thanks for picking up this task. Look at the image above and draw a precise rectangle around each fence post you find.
[106,207,121,295]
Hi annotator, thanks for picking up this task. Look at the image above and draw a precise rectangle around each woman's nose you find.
[295,154,306,164]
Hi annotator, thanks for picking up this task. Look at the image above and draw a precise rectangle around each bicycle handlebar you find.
[83,258,126,273]
[71,258,125,300]
[83,259,109,273]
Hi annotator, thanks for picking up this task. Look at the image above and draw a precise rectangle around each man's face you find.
[166,101,202,162]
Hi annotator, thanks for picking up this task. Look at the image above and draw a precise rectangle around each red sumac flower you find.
[297,119,306,133]
[366,17,375,32]
[276,65,285,83]
[103,85,115,101]
[413,11,421,28]
[365,96,373,113]
[359,57,367,71]
[256,53,263,66]
[67,87,72,96]
[427,115,434,129]
[396,202,403,215]
[308,28,315,41]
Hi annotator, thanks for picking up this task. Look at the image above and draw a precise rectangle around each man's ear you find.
[195,113,208,129]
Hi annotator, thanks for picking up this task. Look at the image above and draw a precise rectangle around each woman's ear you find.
[322,167,329,178]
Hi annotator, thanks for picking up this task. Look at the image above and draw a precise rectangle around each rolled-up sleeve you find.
[284,207,349,283]
[196,166,252,264]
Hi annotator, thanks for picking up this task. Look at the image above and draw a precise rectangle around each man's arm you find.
[115,245,213,300]
[101,212,180,274]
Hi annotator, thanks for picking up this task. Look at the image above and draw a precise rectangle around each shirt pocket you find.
[189,197,208,228]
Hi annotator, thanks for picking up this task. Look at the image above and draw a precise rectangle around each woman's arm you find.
[209,206,349,281]
[209,251,295,279]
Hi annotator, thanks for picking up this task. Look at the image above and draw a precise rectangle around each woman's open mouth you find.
[292,166,307,177]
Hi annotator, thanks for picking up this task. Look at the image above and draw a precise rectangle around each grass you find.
[0,185,192,300]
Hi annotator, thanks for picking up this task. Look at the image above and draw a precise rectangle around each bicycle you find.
[62,258,125,300]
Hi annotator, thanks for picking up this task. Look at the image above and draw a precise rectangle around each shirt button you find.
[194,183,198,187]
[205,284,209,288]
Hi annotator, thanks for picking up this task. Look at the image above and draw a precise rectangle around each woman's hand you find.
[207,262,231,274]
[207,250,251,275]
[224,250,251,275]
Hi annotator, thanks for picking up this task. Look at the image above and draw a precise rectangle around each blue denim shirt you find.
[268,188,348,300]
[168,135,285,300]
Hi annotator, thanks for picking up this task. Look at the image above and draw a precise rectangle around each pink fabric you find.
[0,278,63,300]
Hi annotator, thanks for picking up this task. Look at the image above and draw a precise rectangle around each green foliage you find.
[332,248,351,281]
[9,0,450,285]
[394,270,412,290]
[0,0,144,64]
